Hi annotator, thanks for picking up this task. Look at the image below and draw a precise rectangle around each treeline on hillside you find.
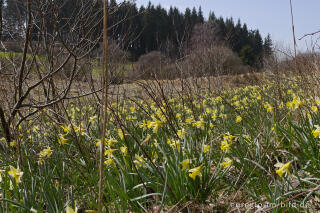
[2,0,272,69]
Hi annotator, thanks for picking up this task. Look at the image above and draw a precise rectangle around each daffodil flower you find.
[104,149,116,157]
[185,116,194,124]
[89,115,97,123]
[120,146,128,155]
[180,159,190,170]
[221,158,232,168]
[275,161,292,178]
[66,206,77,213]
[193,119,205,130]
[312,106,318,113]
[38,147,53,164]
[177,128,186,139]
[188,165,203,180]
[60,125,71,134]
[134,154,146,168]
[10,141,16,147]
[8,166,23,184]
[149,119,164,133]
[58,134,68,145]
[312,125,320,138]
[0,137,6,145]
[203,144,211,153]
[220,140,231,152]
[104,158,115,166]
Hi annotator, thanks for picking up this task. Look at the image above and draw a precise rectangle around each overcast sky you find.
[133,0,320,52]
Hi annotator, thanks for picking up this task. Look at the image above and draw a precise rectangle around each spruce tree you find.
[263,34,273,57]
[197,7,204,24]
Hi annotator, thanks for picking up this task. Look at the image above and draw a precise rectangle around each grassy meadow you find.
[1,72,320,212]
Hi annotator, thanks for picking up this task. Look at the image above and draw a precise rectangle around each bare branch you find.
[299,30,320,40]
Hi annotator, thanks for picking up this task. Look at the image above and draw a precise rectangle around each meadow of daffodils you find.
[1,77,320,212]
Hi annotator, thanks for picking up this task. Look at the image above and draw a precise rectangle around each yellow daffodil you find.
[107,138,117,146]
[58,134,68,145]
[315,97,320,106]
[8,166,23,184]
[203,144,211,153]
[243,135,250,140]
[96,138,106,147]
[180,159,190,170]
[130,106,136,112]
[220,140,231,152]
[134,154,146,168]
[177,128,186,139]
[60,125,71,134]
[219,114,227,118]
[312,106,318,113]
[10,141,16,147]
[66,206,77,213]
[0,137,6,145]
[221,158,232,168]
[206,108,212,114]
[167,138,180,150]
[104,158,115,166]
[188,165,203,180]
[38,147,53,164]
[275,161,292,178]
[148,119,164,133]
[120,146,128,155]
[89,115,97,123]
[139,120,148,130]
[32,125,39,132]
[176,113,182,121]
[185,116,194,124]
[193,119,204,130]
[104,149,115,157]
[74,126,85,136]
[279,102,284,109]
[312,125,320,138]
[236,116,242,123]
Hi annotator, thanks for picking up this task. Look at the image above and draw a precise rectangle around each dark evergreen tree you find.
[191,7,198,27]
[208,11,216,23]
[263,33,273,57]
[198,7,204,24]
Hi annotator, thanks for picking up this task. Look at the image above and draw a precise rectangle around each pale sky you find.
[133,0,320,52]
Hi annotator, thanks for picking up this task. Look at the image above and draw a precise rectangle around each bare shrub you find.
[95,39,129,84]
[132,51,169,80]
[181,45,245,78]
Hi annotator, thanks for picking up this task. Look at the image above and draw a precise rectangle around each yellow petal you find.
[66,206,76,213]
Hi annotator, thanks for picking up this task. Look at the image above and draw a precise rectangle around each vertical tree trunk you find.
[98,0,109,212]
[0,0,2,40]
[0,107,11,144]
[0,0,10,147]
